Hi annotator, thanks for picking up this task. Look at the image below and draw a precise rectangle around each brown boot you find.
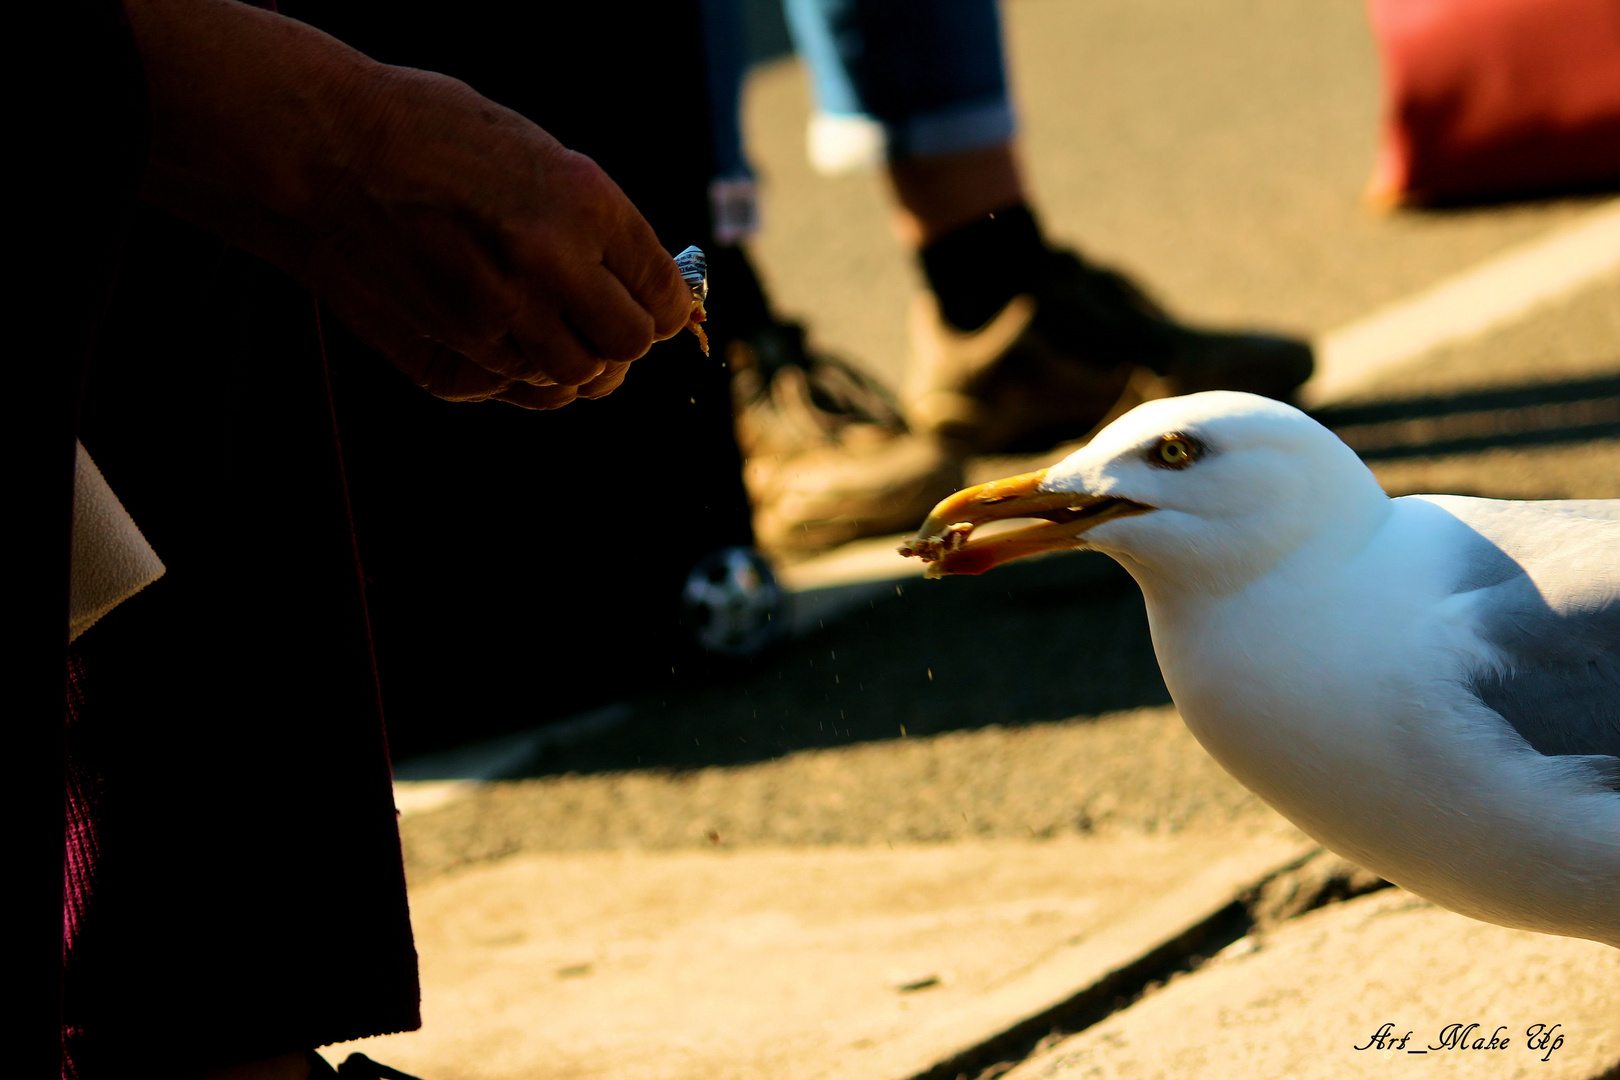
[905,249,1313,454]
[731,322,963,558]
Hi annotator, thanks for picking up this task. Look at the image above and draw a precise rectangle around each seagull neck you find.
[1252,484,1395,602]
[1308,483,1396,566]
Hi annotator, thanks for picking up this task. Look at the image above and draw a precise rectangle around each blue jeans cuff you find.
[885,98,1017,160]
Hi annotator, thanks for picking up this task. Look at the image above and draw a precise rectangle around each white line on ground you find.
[392,702,632,815]
[1303,198,1620,405]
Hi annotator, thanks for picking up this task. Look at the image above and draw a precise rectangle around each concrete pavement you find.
[327,833,1312,1080]
[1003,890,1620,1080]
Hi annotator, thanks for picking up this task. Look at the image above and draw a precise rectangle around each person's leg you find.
[698,0,762,245]
[828,0,1067,348]
[785,0,1014,164]
[65,217,420,1079]
[783,0,1025,230]
[886,144,1023,247]
[777,0,1312,464]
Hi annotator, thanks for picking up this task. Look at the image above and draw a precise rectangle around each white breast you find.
[1136,519,1620,946]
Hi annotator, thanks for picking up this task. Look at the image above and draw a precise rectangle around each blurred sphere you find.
[680,546,785,658]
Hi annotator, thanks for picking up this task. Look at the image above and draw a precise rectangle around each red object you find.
[1367,0,1620,205]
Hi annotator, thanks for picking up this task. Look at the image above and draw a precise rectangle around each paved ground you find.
[1004,889,1620,1080]
[339,832,1313,1080]
[331,2,1619,1076]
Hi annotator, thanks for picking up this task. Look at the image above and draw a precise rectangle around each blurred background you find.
[742,0,1609,389]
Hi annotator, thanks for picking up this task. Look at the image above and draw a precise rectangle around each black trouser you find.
[304,0,759,754]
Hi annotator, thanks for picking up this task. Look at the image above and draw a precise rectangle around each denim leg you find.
[700,0,755,181]
[784,0,1017,158]
[699,0,761,240]
[784,0,869,116]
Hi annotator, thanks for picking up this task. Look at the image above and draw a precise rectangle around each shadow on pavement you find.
[1313,372,1620,460]
[403,372,1619,781]
[522,549,1170,778]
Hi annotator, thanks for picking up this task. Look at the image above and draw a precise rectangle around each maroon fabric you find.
[61,655,100,1080]
[1367,0,1620,204]
[63,212,420,1079]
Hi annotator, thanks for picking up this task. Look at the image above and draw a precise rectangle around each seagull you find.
[901,391,1619,947]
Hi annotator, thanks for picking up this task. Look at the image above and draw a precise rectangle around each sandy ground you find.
[1006,890,1620,1080]
[403,707,1281,880]
[346,834,1315,1080]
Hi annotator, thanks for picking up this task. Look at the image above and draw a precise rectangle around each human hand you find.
[303,68,693,408]
[129,0,692,407]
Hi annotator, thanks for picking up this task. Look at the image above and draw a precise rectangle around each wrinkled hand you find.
[128,0,691,408]
[304,69,692,408]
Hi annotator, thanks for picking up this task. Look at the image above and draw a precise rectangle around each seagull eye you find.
[1150,434,1197,469]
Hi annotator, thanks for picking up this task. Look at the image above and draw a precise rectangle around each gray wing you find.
[1423,497,1620,766]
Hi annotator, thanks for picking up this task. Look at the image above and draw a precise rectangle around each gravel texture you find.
[402,706,1289,882]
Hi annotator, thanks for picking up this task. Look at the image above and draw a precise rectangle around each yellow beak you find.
[898,468,1151,577]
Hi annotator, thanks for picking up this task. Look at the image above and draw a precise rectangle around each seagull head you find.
[900,391,1390,595]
